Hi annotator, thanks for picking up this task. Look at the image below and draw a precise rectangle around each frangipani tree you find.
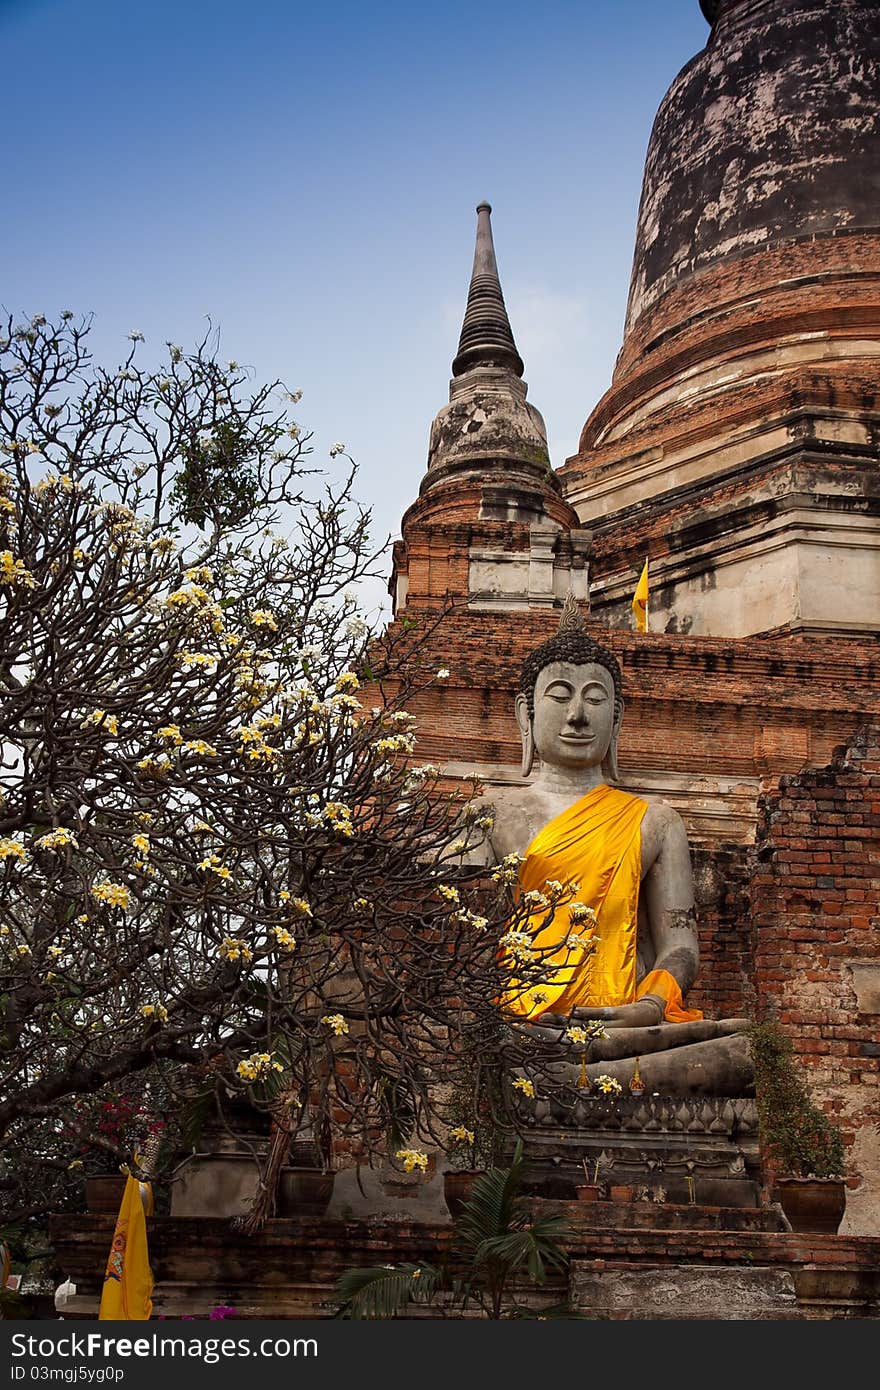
[0,314,567,1230]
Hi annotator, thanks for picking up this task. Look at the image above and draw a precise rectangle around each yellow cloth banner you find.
[98,1172,154,1321]
[632,559,649,632]
[505,784,647,1018]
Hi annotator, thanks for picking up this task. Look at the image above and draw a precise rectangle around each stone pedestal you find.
[520,1094,761,1208]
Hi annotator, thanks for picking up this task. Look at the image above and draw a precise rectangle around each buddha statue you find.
[470,596,752,1096]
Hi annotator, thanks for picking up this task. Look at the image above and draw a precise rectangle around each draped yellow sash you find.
[503,784,701,1023]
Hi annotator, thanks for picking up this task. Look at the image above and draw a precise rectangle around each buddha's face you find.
[529,661,618,770]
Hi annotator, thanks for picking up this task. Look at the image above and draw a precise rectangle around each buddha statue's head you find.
[515,596,623,781]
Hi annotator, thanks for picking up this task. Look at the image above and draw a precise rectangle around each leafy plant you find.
[748,1021,845,1178]
[335,1141,570,1319]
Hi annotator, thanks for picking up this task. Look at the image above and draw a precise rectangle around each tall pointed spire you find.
[452,202,524,378]
[389,200,591,620]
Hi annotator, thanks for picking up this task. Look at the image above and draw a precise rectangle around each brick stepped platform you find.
[50,1207,880,1320]
[533,1198,786,1233]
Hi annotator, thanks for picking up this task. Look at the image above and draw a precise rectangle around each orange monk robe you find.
[504,783,701,1024]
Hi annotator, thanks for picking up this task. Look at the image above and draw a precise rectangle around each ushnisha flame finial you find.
[557,590,588,636]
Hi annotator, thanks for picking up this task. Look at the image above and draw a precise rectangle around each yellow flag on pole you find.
[632,559,649,633]
[98,1169,154,1321]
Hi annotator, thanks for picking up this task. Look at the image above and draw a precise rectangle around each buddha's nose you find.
[568,696,589,727]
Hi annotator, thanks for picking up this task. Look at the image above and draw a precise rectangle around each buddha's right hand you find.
[571,997,665,1029]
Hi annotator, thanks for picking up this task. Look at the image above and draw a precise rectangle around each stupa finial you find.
[452,202,524,378]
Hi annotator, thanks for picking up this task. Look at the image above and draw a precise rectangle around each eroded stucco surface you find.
[626,1,880,329]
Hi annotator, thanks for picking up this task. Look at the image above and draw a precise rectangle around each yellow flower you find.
[272,926,297,951]
[90,881,131,910]
[569,902,598,927]
[157,724,183,744]
[0,837,28,864]
[0,551,37,588]
[250,608,278,631]
[164,584,212,609]
[436,884,460,904]
[395,1148,429,1173]
[321,1013,349,1036]
[181,739,218,757]
[323,803,355,837]
[35,827,78,851]
[490,853,524,886]
[131,833,151,855]
[198,853,232,880]
[184,565,213,585]
[456,909,488,932]
[595,1074,623,1096]
[372,732,415,756]
[512,1077,535,1099]
[82,709,119,735]
[236,1051,283,1081]
[335,671,360,692]
[141,1003,169,1022]
[499,929,536,965]
[449,1126,475,1145]
[136,754,172,777]
[218,936,253,962]
[178,651,217,672]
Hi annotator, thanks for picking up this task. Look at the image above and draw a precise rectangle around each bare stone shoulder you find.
[638,796,689,874]
[466,784,542,863]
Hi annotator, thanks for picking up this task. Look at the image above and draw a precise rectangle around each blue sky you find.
[4,0,709,612]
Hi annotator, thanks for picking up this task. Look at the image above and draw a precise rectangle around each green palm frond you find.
[475,1219,570,1284]
[335,1263,442,1320]
[453,1140,526,1253]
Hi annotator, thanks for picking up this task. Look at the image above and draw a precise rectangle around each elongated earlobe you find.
[521,723,534,778]
[602,731,620,783]
[602,702,623,783]
[515,693,534,778]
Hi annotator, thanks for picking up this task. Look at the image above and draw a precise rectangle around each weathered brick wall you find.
[582,452,880,584]
[381,609,879,785]
[748,726,880,1229]
[691,845,753,1021]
